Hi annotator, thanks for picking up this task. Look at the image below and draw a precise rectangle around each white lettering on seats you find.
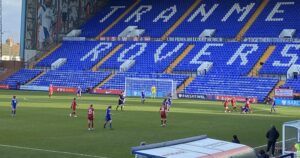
[190,43,224,64]
[266,2,294,21]
[155,43,185,63]
[99,6,126,23]
[153,5,177,22]
[222,3,255,22]
[80,43,113,61]
[117,43,147,62]
[273,44,300,67]
[187,4,219,22]
[227,44,258,65]
[125,6,152,22]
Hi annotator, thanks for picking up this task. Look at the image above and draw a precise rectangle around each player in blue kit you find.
[104,106,112,129]
[166,95,172,111]
[11,96,18,117]
[141,90,145,104]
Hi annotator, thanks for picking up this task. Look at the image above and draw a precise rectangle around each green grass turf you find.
[0,90,299,158]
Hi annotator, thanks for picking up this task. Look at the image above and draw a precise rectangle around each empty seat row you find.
[28,70,111,90]
[183,75,278,101]
[0,69,43,88]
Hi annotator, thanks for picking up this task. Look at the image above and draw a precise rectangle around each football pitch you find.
[0,90,299,158]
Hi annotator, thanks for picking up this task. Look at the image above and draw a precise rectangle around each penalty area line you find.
[0,144,107,158]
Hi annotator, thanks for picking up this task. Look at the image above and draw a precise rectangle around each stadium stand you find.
[36,41,119,70]
[99,42,189,73]
[171,0,262,38]
[183,75,278,101]
[104,0,194,37]
[101,72,189,90]
[0,39,282,101]
[173,42,269,75]
[28,70,111,91]
[282,79,300,93]
[80,0,135,38]
[246,0,300,38]
[0,69,43,89]
[4,0,299,103]
[259,43,300,75]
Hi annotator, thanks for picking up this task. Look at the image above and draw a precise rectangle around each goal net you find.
[125,78,177,99]
[282,124,298,156]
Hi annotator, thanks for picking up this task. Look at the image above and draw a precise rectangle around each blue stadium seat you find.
[80,0,134,38]
[282,79,300,93]
[104,0,194,38]
[100,41,188,73]
[171,0,262,38]
[246,0,300,38]
[183,75,278,101]
[0,69,43,89]
[259,43,300,75]
[36,41,119,70]
[174,42,269,75]
[28,70,111,91]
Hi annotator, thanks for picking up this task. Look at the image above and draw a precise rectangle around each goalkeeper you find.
[151,85,156,99]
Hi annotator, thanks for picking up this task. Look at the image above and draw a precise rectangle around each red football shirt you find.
[72,100,77,109]
[160,106,167,115]
[88,107,94,117]
[224,100,229,107]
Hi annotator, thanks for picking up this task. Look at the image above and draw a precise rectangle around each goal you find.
[125,78,177,99]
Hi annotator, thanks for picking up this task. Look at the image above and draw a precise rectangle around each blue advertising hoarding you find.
[275,99,300,107]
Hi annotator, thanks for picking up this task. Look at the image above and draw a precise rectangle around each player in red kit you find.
[231,97,237,112]
[88,104,94,131]
[70,98,78,117]
[160,104,167,127]
[224,98,230,113]
[49,84,53,98]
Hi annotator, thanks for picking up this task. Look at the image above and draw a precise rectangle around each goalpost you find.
[125,78,177,99]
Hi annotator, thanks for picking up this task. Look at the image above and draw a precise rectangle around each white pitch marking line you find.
[254,138,296,149]
[0,144,108,158]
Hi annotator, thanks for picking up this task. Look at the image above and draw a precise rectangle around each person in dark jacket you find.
[232,135,240,144]
[266,125,279,156]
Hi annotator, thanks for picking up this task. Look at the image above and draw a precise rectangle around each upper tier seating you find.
[0,69,42,88]
[184,75,278,101]
[104,0,194,38]
[80,0,134,38]
[36,41,119,70]
[246,0,300,38]
[101,72,189,90]
[174,42,269,75]
[99,42,189,73]
[28,70,111,90]
[171,0,261,38]
[259,43,300,75]
[79,0,300,38]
